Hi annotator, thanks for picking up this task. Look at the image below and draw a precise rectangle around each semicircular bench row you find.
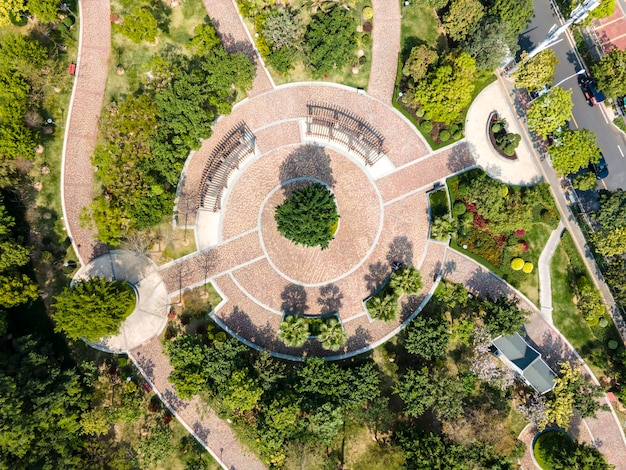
[197,104,386,212]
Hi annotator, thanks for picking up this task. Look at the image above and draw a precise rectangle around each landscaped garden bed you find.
[447,169,560,305]
[277,312,347,350]
[533,430,610,469]
[237,0,373,88]
[488,113,520,160]
[365,265,422,322]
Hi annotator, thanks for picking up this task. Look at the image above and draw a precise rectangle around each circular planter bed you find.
[488,112,518,161]
[532,430,575,470]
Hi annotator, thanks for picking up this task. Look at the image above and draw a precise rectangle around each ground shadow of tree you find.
[223,306,280,349]
[281,284,309,315]
[163,388,188,412]
[192,421,211,441]
[135,355,155,381]
[317,284,343,315]
[432,259,457,282]
[400,294,424,322]
[522,327,577,370]
[279,145,336,196]
[464,269,509,299]
[446,142,475,174]
[364,261,389,295]
[386,236,413,268]
[346,325,373,351]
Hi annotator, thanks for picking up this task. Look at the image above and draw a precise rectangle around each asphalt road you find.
[521,0,626,190]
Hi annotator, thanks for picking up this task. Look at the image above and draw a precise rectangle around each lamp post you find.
[553,69,587,88]
[46,118,64,129]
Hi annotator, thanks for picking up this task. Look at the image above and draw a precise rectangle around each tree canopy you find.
[53,277,135,342]
[526,86,573,138]
[0,0,23,26]
[548,128,601,175]
[275,183,338,249]
[304,8,357,77]
[443,0,485,42]
[413,52,476,124]
[404,313,450,360]
[592,49,626,98]
[513,50,559,92]
[278,315,310,347]
[592,189,626,256]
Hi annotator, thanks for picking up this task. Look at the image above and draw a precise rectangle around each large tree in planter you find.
[278,315,310,347]
[275,182,338,249]
[53,277,136,342]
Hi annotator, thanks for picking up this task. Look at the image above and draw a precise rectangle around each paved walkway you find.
[538,221,566,324]
[74,251,169,352]
[367,0,401,103]
[464,81,542,186]
[61,0,111,264]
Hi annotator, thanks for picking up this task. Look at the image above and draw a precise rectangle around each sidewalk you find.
[367,0,401,103]
[537,220,566,324]
[464,81,542,186]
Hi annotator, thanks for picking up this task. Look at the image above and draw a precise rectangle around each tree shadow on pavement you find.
[281,284,309,315]
[364,261,390,295]
[464,269,509,300]
[318,284,343,315]
[446,143,475,174]
[279,145,336,197]
[386,236,413,268]
[346,325,372,351]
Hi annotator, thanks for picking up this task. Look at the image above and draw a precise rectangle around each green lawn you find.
[399,0,443,58]
[429,188,449,218]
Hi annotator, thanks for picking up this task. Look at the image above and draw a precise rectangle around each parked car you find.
[591,152,609,179]
[578,74,605,106]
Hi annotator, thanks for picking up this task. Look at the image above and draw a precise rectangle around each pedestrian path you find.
[367,0,401,103]
[538,221,566,324]
[61,0,111,264]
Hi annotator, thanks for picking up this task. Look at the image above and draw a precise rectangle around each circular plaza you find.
[158,83,473,359]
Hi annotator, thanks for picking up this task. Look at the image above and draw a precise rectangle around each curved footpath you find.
[61,0,111,264]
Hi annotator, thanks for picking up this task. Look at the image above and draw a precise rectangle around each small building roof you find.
[492,333,556,394]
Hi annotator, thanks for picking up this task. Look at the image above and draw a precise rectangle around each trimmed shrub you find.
[361,33,371,45]
[504,144,516,156]
[363,22,373,32]
[491,123,502,133]
[522,262,533,273]
[458,182,468,196]
[421,120,433,132]
[499,186,509,197]
[439,129,450,142]
[541,208,553,223]
[598,317,609,328]
[63,16,75,27]
[450,123,459,134]
[511,258,525,271]
[358,55,367,66]
[453,201,467,216]
[453,130,463,140]
[362,6,374,20]
[423,111,433,120]
[415,108,425,118]
[609,340,619,350]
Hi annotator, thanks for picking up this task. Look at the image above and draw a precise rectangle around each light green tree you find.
[0,0,24,26]
[27,0,58,22]
[223,369,264,413]
[513,50,559,92]
[526,86,573,138]
[573,172,598,191]
[367,294,398,323]
[317,318,347,351]
[548,129,601,175]
[53,277,135,341]
[413,52,476,124]
[118,7,158,44]
[278,315,310,347]
[389,266,423,296]
[443,0,485,42]
[593,227,626,257]
[0,274,38,307]
[592,48,626,98]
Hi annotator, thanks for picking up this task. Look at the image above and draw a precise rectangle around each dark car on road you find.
[591,152,609,179]
[579,74,606,106]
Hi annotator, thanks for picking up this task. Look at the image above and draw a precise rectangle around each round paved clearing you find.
[256,149,382,286]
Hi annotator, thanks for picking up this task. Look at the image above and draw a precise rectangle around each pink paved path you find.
[62,0,111,264]
[368,0,401,103]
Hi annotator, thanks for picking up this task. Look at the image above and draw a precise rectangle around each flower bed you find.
[488,112,518,160]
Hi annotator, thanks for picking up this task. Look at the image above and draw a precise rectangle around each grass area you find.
[551,232,619,380]
[399,0,443,57]
[429,188,449,218]
[106,0,209,104]
[242,0,373,88]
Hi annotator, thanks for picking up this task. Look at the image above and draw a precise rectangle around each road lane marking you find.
[570,113,579,129]
[619,145,624,157]
[601,179,608,190]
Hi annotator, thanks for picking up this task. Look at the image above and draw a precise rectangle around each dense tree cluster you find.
[592,48,626,98]
[88,22,255,244]
[592,189,626,257]
[548,128,601,175]
[275,183,338,249]
[526,86,574,138]
[513,50,559,92]
[367,265,422,322]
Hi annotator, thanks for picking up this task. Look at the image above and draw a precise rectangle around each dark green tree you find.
[394,367,434,417]
[53,277,135,342]
[304,8,357,77]
[483,296,528,336]
[275,183,338,249]
[443,0,485,42]
[404,314,450,360]
[606,257,626,306]
[491,0,534,38]
[465,18,516,71]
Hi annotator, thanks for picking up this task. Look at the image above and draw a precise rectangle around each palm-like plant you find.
[278,315,310,347]
[389,266,423,297]
[430,216,456,240]
[368,294,398,323]
[317,318,347,351]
